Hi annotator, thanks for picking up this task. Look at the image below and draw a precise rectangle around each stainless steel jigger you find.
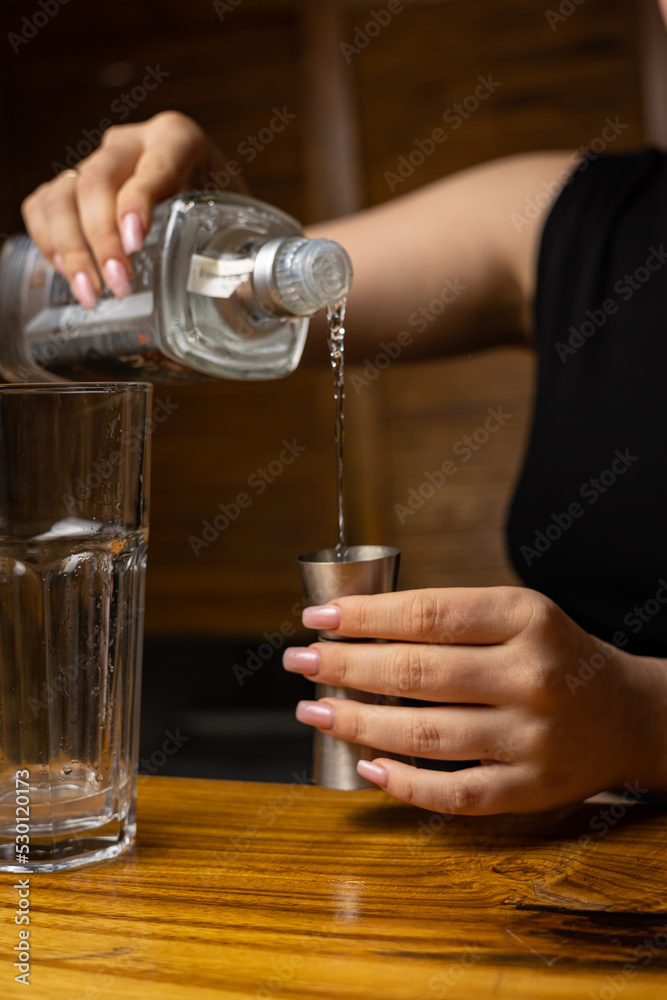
[297,545,401,790]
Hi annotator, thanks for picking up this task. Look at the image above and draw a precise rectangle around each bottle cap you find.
[253,237,353,318]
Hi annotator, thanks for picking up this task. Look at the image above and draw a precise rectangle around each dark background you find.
[0,0,655,780]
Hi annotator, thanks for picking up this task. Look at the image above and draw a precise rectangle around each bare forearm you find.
[304,151,577,365]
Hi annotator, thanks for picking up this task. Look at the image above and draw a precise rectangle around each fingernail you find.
[296,700,334,728]
[53,253,66,275]
[357,760,388,787]
[121,212,144,255]
[302,605,341,630]
[283,648,320,675]
[103,259,133,300]
[73,272,98,311]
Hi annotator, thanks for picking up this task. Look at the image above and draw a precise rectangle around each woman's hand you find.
[283,587,667,814]
[21,111,239,309]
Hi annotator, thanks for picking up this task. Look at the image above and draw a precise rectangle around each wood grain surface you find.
[2,776,667,998]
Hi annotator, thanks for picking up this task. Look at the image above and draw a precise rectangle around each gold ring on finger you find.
[60,169,79,179]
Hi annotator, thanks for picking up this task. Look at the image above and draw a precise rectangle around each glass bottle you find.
[0,192,353,383]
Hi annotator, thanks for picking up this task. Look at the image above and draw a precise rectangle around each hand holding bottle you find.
[22,113,580,362]
[21,111,240,309]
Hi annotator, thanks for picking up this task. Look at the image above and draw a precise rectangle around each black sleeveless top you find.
[507,149,667,657]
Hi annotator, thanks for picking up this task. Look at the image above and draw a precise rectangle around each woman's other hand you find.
[284,587,667,814]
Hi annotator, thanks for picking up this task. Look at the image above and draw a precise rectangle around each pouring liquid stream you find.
[326,299,348,561]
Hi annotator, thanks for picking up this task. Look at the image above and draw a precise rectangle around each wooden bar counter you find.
[2,776,667,998]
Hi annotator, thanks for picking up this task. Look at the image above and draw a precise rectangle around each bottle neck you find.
[251,238,298,318]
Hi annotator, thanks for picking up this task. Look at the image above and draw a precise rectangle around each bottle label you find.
[24,292,155,338]
[186,253,255,299]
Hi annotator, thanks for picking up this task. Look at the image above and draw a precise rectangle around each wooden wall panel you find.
[144,351,534,635]
[350,0,644,204]
[0,0,650,637]
[640,0,667,146]
[0,0,305,229]
[360,350,535,593]
[146,370,342,635]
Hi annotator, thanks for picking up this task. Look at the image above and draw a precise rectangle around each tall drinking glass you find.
[0,383,152,872]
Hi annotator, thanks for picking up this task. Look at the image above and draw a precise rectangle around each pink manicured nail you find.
[302,605,341,630]
[296,700,334,728]
[357,760,388,787]
[103,259,133,300]
[53,253,66,275]
[283,648,320,675]
[73,271,98,311]
[121,212,144,255]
